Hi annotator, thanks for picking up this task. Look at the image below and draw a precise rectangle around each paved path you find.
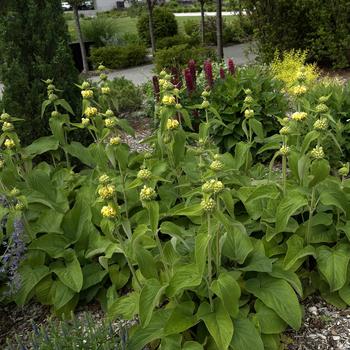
[0,43,255,96]
[90,42,255,85]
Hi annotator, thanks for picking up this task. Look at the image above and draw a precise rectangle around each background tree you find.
[0,0,79,144]
[198,0,206,45]
[68,0,89,73]
[216,0,224,59]
[146,0,156,55]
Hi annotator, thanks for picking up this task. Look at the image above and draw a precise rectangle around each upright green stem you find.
[207,214,214,311]
[115,228,141,290]
[117,161,129,221]
[282,155,287,195]
[215,198,221,275]
[305,187,316,245]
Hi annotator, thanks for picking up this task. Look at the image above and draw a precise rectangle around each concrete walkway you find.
[90,42,255,86]
[0,43,255,96]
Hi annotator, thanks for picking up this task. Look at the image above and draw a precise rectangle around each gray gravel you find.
[285,297,350,350]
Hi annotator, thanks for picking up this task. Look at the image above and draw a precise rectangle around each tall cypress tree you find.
[0,0,79,144]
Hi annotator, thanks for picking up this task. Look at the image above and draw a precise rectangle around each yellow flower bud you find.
[310,145,325,159]
[101,87,111,95]
[210,160,224,171]
[162,95,176,105]
[101,205,117,218]
[4,138,15,149]
[280,145,290,156]
[81,90,94,99]
[140,186,156,201]
[81,118,90,126]
[109,136,121,145]
[279,126,290,135]
[201,100,210,109]
[244,109,254,119]
[51,111,60,118]
[291,112,307,121]
[201,197,216,213]
[98,185,116,199]
[85,107,98,117]
[137,169,152,181]
[105,109,114,117]
[313,118,328,131]
[166,119,179,130]
[1,113,10,121]
[2,122,14,132]
[99,174,110,184]
[105,117,117,128]
[81,81,91,89]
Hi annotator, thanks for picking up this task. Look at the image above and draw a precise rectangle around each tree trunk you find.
[73,5,89,73]
[199,0,205,45]
[216,0,223,60]
[147,0,156,56]
[238,0,242,20]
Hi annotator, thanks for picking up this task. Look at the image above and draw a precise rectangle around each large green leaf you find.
[254,300,287,334]
[14,265,50,305]
[245,275,302,330]
[166,264,202,297]
[198,300,233,350]
[108,292,139,320]
[29,233,70,258]
[163,301,198,336]
[23,136,59,158]
[211,272,241,318]
[182,341,204,350]
[62,194,92,243]
[230,318,264,350]
[127,309,171,349]
[222,223,253,264]
[316,244,350,291]
[283,234,315,271]
[139,278,168,328]
[82,263,108,290]
[135,246,158,279]
[195,231,211,275]
[275,191,308,234]
[52,280,76,310]
[52,251,83,293]
[309,159,330,187]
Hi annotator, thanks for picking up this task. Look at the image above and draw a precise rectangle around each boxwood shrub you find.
[90,44,148,69]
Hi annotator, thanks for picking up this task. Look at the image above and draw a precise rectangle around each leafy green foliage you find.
[2,57,350,350]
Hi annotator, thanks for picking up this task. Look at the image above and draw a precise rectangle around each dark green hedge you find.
[90,44,148,69]
[245,0,350,68]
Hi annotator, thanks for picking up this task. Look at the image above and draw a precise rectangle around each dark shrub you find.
[245,0,350,68]
[137,7,178,44]
[90,44,148,69]
[154,44,216,71]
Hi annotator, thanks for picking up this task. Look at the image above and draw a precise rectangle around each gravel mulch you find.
[285,297,350,350]
[120,113,154,153]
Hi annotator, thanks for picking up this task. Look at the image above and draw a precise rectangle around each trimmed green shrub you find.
[90,44,147,69]
[154,44,216,71]
[245,0,350,68]
[81,17,117,47]
[137,7,178,44]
